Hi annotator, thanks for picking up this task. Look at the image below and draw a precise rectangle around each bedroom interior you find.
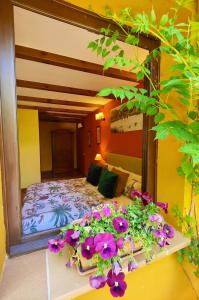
[1,1,198,300]
[14,5,148,238]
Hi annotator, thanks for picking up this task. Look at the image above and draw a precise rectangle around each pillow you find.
[124,172,142,196]
[112,167,129,197]
[98,169,118,198]
[98,162,108,169]
[107,163,115,171]
[86,164,102,186]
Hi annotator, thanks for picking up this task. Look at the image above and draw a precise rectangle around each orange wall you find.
[77,100,143,175]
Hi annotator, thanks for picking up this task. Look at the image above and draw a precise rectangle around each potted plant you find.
[48,192,174,297]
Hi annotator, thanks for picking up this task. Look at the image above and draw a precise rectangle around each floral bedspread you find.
[22,178,104,235]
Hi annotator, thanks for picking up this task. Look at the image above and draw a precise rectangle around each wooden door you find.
[52,130,74,175]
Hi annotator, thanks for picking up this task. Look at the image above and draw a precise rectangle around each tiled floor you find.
[0,250,48,300]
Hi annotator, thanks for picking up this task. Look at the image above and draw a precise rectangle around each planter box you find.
[76,240,143,275]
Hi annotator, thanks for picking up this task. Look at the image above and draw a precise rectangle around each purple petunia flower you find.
[116,237,124,250]
[89,275,107,289]
[107,270,127,297]
[153,228,166,239]
[142,192,153,205]
[149,214,163,223]
[93,210,101,221]
[128,261,138,272]
[156,201,168,214]
[131,190,142,199]
[94,233,116,260]
[102,207,112,217]
[121,206,127,214]
[81,237,95,259]
[113,217,128,233]
[112,261,122,275]
[48,239,65,254]
[65,229,80,247]
[163,224,174,238]
[153,227,173,248]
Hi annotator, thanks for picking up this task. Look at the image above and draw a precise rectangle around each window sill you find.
[46,229,190,300]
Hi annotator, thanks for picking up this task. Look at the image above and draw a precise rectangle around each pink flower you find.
[121,206,127,214]
[94,233,116,260]
[131,190,142,199]
[102,207,112,217]
[65,229,80,247]
[156,202,168,214]
[93,210,101,221]
[89,275,107,289]
[113,217,128,233]
[149,214,163,223]
[48,239,65,254]
[107,270,127,297]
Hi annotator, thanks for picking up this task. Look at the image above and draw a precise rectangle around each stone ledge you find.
[46,230,190,300]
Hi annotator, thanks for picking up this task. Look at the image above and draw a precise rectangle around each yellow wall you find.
[74,255,197,300]
[18,109,41,188]
[39,121,77,172]
[0,169,6,276]
[65,1,199,299]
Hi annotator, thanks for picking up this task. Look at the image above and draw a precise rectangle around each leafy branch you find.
[88,0,199,276]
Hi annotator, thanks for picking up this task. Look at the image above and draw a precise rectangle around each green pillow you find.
[86,163,102,186]
[98,169,118,198]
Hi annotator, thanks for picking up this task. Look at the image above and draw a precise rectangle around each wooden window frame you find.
[0,0,160,255]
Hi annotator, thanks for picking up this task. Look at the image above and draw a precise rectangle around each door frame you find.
[0,0,160,254]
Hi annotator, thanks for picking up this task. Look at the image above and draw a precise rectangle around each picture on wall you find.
[110,104,143,133]
[96,126,101,144]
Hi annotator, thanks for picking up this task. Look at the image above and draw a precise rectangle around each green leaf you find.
[160,14,168,26]
[179,98,190,105]
[125,35,139,45]
[154,112,165,124]
[101,49,110,58]
[87,41,98,51]
[189,121,199,134]
[150,8,156,23]
[97,88,112,97]
[137,71,144,81]
[146,106,158,116]
[188,111,198,120]
[126,101,134,110]
[179,143,199,155]
[104,57,115,70]
[112,45,120,52]
[181,160,194,176]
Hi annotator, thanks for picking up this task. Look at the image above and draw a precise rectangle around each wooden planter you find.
[76,240,143,275]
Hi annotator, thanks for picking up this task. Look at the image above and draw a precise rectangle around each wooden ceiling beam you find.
[17,104,91,114]
[39,116,81,123]
[17,79,98,97]
[15,45,137,82]
[39,112,85,118]
[17,95,103,108]
[12,0,159,51]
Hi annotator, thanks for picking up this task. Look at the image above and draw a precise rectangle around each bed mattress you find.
[22,178,132,235]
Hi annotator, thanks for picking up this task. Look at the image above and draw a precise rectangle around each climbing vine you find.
[88,0,199,275]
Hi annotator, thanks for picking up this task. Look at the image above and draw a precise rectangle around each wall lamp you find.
[95,112,105,121]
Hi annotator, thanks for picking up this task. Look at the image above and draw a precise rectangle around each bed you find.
[22,153,142,236]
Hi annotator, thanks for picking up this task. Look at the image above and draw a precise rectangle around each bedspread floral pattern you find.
[22,178,104,235]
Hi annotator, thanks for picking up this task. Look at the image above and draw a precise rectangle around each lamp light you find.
[95,153,102,161]
[95,112,105,121]
[77,123,83,128]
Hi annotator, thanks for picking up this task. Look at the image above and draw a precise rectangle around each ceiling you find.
[14,6,148,123]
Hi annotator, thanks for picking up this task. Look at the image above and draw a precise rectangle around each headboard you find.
[107,153,142,175]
